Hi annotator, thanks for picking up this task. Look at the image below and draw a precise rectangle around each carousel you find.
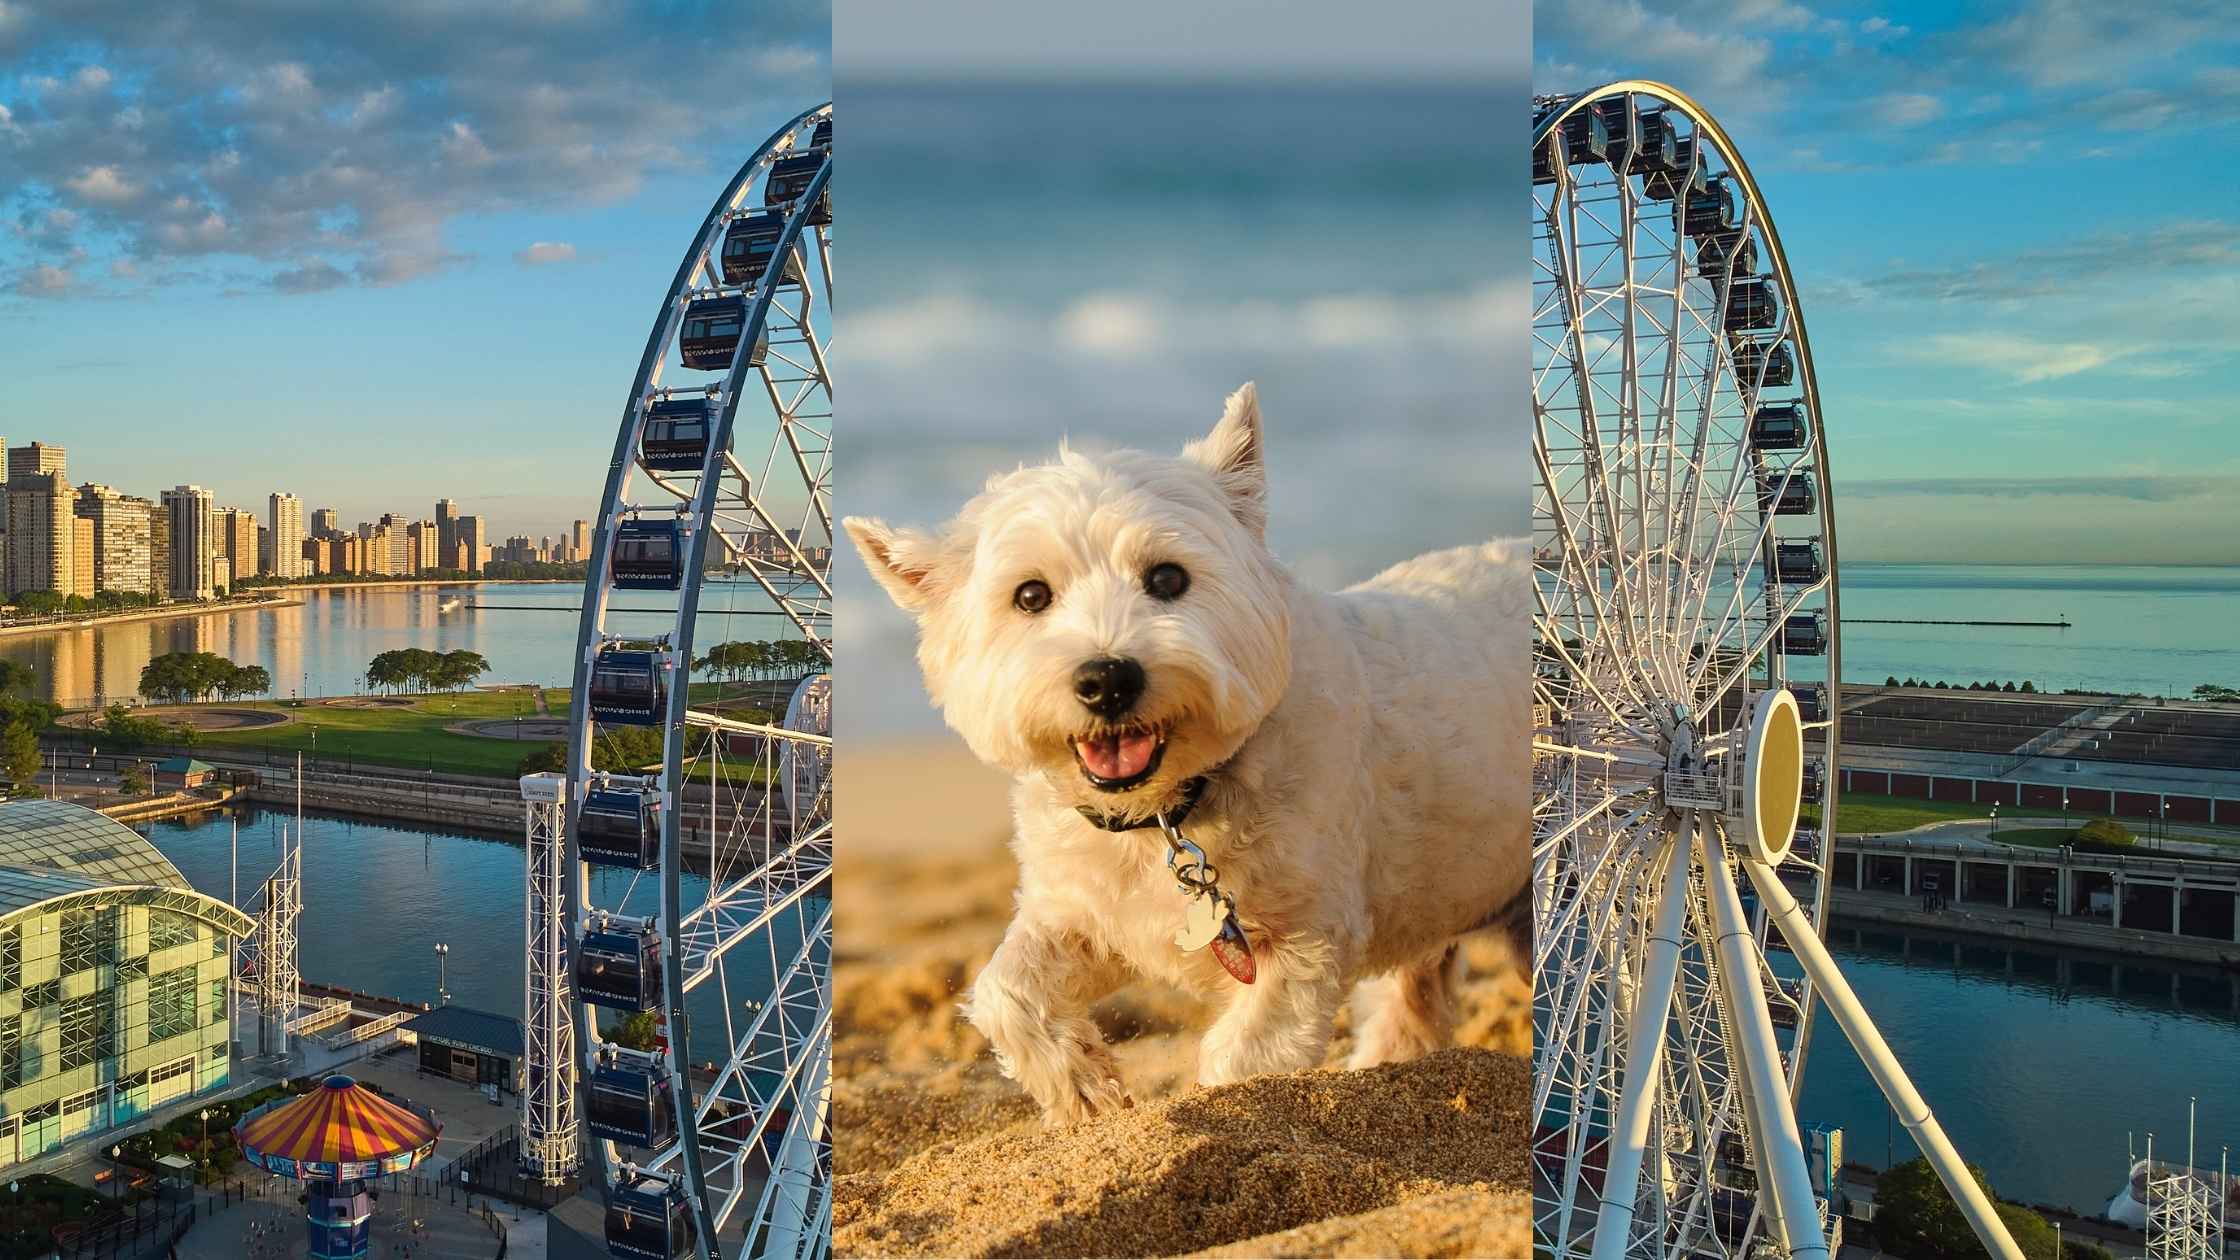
[232,1075,443,1260]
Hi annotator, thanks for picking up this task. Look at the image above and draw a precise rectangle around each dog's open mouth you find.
[1072,725,1167,792]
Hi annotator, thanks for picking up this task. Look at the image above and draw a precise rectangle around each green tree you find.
[2019,680,2036,693]
[1874,1157,2056,1260]
[2193,683,2240,703]
[119,763,150,795]
[603,1011,662,1052]
[2076,818,2133,850]
[0,719,39,784]
[0,661,35,695]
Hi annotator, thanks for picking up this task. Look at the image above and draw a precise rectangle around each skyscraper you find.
[217,506,262,582]
[571,519,590,563]
[435,499,459,568]
[310,507,340,539]
[74,485,156,596]
[161,486,216,600]
[456,515,488,573]
[6,470,81,598]
[6,442,64,483]
[268,492,305,580]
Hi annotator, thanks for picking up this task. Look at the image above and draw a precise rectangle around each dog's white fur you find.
[846,384,1529,1121]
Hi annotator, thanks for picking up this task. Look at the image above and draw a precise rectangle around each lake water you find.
[1800,922,2240,1211]
[2,579,802,710]
[140,803,808,1065]
[1841,564,2240,699]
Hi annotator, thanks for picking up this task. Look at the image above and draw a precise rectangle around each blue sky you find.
[1,1,827,539]
[1538,0,2240,564]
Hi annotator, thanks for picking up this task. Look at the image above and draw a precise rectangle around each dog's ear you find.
[844,516,945,615]
[1185,382,1268,539]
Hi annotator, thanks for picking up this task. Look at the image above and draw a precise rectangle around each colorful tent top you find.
[234,1076,442,1182]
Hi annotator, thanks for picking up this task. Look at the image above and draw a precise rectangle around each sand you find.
[834,740,1531,1258]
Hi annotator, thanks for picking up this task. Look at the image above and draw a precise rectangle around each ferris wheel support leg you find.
[1591,818,1697,1260]
[1697,826,1831,1260]
[1743,860,2026,1260]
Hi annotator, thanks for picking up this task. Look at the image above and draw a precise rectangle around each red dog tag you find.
[1209,913,1256,984]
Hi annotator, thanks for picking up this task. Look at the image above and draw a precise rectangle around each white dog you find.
[845,384,1529,1122]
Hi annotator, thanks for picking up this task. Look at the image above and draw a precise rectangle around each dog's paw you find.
[1022,1020,1134,1124]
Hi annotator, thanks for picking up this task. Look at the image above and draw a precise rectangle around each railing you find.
[436,1123,578,1210]
[51,1197,195,1260]
[1841,834,2240,879]
[284,996,353,1035]
[318,1006,418,1048]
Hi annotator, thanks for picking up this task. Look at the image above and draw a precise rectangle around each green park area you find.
[191,687,562,776]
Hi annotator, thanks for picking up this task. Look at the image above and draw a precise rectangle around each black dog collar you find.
[1076,774,1210,832]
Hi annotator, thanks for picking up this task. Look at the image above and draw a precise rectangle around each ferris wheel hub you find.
[1737,689,1805,866]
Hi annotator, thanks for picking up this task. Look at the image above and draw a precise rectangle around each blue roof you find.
[402,1005,524,1060]
[154,756,216,774]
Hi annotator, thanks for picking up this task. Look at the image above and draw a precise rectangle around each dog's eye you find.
[1013,579,1053,614]
[1144,563,1190,602]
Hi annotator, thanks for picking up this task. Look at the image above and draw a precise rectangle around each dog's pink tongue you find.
[1078,732,1156,781]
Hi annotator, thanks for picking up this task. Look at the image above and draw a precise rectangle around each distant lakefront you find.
[1,578,806,710]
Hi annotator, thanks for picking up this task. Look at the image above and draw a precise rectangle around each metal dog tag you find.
[1174,893,1225,951]
[1209,911,1257,985]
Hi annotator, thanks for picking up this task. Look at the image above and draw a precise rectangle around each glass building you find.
[0,800,253,1169]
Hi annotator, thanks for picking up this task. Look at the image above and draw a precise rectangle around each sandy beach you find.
[833,740,1531,1258]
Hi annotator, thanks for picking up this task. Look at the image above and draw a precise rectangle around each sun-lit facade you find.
[0,800,253,1170]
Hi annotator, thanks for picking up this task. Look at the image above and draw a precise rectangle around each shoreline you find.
[0,594,303,639]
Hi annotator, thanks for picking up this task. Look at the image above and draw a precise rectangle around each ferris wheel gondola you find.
[534,101,834,1260]
[1529,83,2020,1260]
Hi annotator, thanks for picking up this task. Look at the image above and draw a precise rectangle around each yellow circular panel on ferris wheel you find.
[1742,688,1803,866]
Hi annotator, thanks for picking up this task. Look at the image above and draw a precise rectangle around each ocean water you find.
[1839,564,2240,698]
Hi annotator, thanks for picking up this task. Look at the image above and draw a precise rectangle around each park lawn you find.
[184,681,792,781]
[1804,790,2075,836]
[192,689,545,777]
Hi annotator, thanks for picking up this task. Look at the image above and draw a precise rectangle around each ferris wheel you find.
[539,102,833,1260]
[1529,83,2018,1260]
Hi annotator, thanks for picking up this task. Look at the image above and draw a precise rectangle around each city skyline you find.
[1,4,829,536]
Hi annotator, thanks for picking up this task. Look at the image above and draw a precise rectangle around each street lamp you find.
[199,1107,211,1157]
[1990,805,1998,836]
[434,942,450,1006]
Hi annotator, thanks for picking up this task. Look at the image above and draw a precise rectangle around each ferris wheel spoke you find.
[1589,827,1695,1260]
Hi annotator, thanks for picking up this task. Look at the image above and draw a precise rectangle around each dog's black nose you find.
[1073,657,1145,719]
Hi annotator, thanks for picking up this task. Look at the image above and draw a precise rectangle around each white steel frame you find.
[1530,82,2022,1260]
[522,773,578,1184]
[557,102,834,1260]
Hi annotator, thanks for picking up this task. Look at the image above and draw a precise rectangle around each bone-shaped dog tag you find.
[1174,892,1225,951]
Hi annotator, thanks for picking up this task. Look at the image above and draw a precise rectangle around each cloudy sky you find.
[1537,0,2240,564]
[1,0,827,536]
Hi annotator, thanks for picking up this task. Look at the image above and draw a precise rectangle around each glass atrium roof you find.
[0,798,188,891]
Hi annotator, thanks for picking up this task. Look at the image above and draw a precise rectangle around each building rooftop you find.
[0,798,189,890]
[401,1006,525,1060]
[153,756,216,775]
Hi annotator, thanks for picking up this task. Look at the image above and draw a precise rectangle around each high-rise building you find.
[268,492,305,580]
[310,508,340,539]
[149,502,173,601]
[212,554,233,595]
[161,486,216,600]
[5,470,80,598]
[71,516,93,599]
[6,442,64,483]
[408,521,437,574]
[216,507,262,583]
[571,520,590,564]
[456,515,488,573]
[435,499,459,568]
[74,485,157,596]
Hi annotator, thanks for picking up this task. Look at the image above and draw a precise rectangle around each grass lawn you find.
[184,684,780,781]
[1804,790,2072,835]
[190,689,551,776]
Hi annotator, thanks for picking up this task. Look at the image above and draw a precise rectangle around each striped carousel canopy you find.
[234,1075,441,1179]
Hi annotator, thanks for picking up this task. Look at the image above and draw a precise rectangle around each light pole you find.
[1990,806,1998,836]
[199,1108,211,1159]
[434,942,450,1006]
[2062,792,2070,834]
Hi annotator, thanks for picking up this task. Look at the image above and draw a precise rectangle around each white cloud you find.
[64,164,140,204]
[1870,92,1944,127]
[11,263,73,296]
[513,241,578,266]
[1905,332,2133,383]
[1056,293,1160,355]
